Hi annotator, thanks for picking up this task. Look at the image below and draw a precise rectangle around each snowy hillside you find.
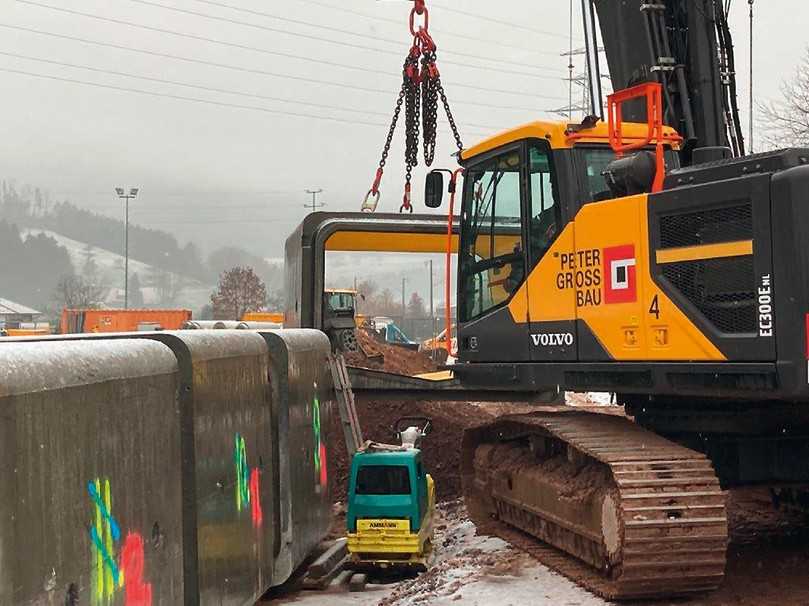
[21,228,214,310]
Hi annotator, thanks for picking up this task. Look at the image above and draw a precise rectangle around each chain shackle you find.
[362,189,381,213]
[400,182,413,213]
[409,3,429,36]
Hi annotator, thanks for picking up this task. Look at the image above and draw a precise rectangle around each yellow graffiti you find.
[94,479,103,602]
[88,478,123,605]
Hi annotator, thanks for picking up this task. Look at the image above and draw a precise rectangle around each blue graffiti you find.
[89,526,121,585]
[87,480,122,590]
[87,481,121,541]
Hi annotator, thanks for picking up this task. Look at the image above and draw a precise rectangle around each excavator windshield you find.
[459,148,522,321]
[326,291,356,312]
[458,142,559,323]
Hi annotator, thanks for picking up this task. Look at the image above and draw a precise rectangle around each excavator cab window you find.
[459,146,524,322]
[528,143,560,270]
[575,147,681,204]
[327,292,355,313]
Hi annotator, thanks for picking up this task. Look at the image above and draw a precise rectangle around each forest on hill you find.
[0,180,283,316]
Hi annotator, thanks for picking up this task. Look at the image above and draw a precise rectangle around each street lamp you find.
[115,187,139,309]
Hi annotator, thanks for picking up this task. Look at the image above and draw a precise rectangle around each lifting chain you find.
[362,0,464,214]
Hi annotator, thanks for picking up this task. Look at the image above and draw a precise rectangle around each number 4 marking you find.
[649,294,660,320]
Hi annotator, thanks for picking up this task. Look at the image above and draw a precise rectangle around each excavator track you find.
[461,411,727,600]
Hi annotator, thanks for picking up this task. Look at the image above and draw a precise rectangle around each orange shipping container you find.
[5,328,51,337]
[60,308,192,334]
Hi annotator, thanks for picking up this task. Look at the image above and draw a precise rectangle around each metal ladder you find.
[328,354,365,456]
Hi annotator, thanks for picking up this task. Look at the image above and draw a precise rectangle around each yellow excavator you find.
[399,0,809,601]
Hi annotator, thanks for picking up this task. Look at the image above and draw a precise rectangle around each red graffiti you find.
[249,467,263,528]
[319,443,328,488]
[120,533,152,606]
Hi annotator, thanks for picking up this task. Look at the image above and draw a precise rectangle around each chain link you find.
[438,78,465,154]
[363,0,464,213]
[380,84,406,172]
[402,50,421,212]
[421,50,438,167]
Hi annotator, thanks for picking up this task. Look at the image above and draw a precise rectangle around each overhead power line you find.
[291,0,556,53]
[428,2,574,41]
[0,50,507,130]
[0,23,565,107]
[187,0,565,59]
[14,2,565,82]
[0,66,499,136]
[124,0,565,75]
[0,50,386,117]
[0,66,383,126]
[14,0,561,78]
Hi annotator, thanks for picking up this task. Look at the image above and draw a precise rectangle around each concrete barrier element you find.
[0,329,334,602]
[0,339,184,606]
[259,329,334,586]
[181,321,246,330]
[237,322,284,330]
[144,330,274,606]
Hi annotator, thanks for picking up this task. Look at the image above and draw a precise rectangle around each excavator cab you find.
[322,288,360,352]
[430,118,681,366]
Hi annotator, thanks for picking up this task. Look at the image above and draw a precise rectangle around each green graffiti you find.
[312,395,322,474]
[234,434,250,511]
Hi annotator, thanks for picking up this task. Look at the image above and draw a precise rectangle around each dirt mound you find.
[343,329,438,375]
[328,400,548,504]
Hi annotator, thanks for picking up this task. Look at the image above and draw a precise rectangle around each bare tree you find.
[362,287,403,318]
[53,274,106,309]
[211,266,267,320]
[355,278,378,315]
[407,292,427,318]
[760,48,809,148]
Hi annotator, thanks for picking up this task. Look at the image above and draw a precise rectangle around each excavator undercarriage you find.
[462,411,728,600]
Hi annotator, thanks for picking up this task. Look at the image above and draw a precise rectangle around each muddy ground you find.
[265,494,809,606]
[300,343,809,605]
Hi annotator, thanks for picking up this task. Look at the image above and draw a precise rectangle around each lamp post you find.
[115,187,139,309]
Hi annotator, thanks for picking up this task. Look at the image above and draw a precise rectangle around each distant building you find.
[0,297,42,329]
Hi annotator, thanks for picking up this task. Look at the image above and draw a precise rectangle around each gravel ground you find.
[263,493,809,606]
[262,501,607,606]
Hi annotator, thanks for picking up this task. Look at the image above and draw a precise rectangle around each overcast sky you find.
[0,0,802,257]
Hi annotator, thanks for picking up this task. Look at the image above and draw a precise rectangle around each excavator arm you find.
[591,0,745,162]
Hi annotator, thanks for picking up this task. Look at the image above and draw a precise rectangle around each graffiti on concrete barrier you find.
[88,478,121,602]
[312,388,328,492]
[87,478,153,606]
[121,533,153,606]
[234,434,250,512]
[249,468,263,527]
[233,433,263,528]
